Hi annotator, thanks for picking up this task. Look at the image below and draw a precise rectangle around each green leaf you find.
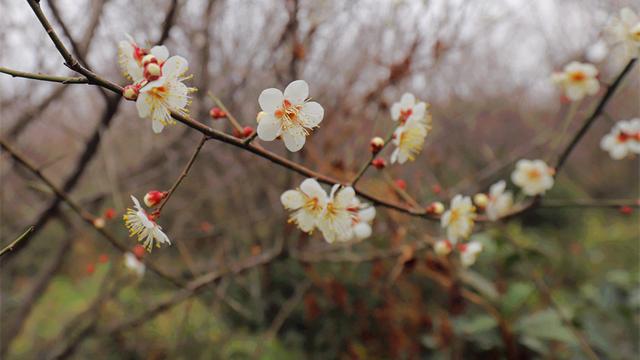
[515,309,578,345]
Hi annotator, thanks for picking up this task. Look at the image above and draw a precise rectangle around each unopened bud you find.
[141,54,158,66]
[132,244,146,259]
[619,205,633,215]
[370,137,385,153]
[144,62,162,81]
[209,107,226,119]
[93,217,106,229]
[426,201,445,215]
[144,190,167,208]
[434,240,452,256]
[243,126,254,137]
[473,193,489,208]
[256,111,266,123]
[371,157,386,169]
[394,179,407,190]
[104,208,116,220]
[122,84,139,100]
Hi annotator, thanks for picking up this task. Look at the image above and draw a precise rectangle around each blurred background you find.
[1,0,638,358]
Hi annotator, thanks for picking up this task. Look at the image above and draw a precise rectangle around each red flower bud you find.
[619,205,633,215]
[144,190,167,208]
[86,263,95,275]
[132,244,146,259]
[98,254,109,263]
[104,208,116,220]
[394,179,407,190]
[426,201,445,215]
[371,157,386,169]
[143,62,162,81]
[432,184,442,194]
[369,137,385,153]
[122,84,140,100]
[209,107,227,119]
[243,126,254,137]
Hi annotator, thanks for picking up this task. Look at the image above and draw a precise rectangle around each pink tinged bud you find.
[144,190,167,208]
[144,63,162,81]
[141,54,158,67]
[122,84,139,100]
[93,217,106,229]
[426,201,445,215]
[434,240,452,256]
[370,137,385,153]
[371,157,386,169]
[132,244,146,258]
[473,193,489,209]
[394,179,407,190]
[243,126,254,137]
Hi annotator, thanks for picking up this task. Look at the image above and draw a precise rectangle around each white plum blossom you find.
[390,93,430,124]
[317,185,358,243]
[123,196,171,251]
[124,252,145,277]
[434,240,453,256]
[257,80,324,152]
[485,180,513,221]
[280,178,327,233]
[441,195,477,243]
[459,241,483,267]
[551,62,600,101]
[136,56,193,133]
[607,7,640,59]
[347,197,376,241]
[600,118,640,159]
[118,34,169,82]
[511,159,555,196]
[390,115,431,164]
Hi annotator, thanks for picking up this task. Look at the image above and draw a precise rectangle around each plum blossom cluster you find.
[123,194,171,252]
[434,239,483,267]
[600,118,640,159]
[118,35,195,133]
[256,80,324,152]
[389,93,432,164]
[280,178,376,243]
[551,61,600,102]
[608,7,640,59]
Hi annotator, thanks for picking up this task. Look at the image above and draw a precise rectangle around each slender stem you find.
[350,129,395,187]
[0,226,35,257]
[0,67,88,84]
[155,135,208,216]
[207,92,244,132]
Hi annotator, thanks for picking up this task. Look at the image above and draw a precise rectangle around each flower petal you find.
[258,88,284,112]
[283,80,309,105]
[300,101,324,127]
[281,189,305,209]
[151,45,169,61]
[282,127,306,152]
[390,103,401,121]
[152,119,165,134]
[300,178,327,202]
[400,93,415,109]
[256,113,281,141]
[162,55,189,77]
[136,93,152,118]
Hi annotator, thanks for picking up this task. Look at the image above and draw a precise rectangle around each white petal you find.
[257,113,281,141]
[390,148,399,164]
[300,178,327,202]
[566,85,584,101]
[283,80,309,105]
[282,127,306,152]
[359,206,376,222]
[258,88,284,112]
[150,45,169,61]
[400,93,415,109]
[281,190,305,209]
[136,93,152,118]
[353,223,372,240]
[293,210,317,232]
[390,103,401,121]
[152,119,165,133]
[335,186,355,207]
[300,101,324,127]
[162,56,189,78]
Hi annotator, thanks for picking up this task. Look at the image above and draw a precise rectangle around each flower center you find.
[399,108,413,123]
[150,86,167,98]
[569,71,586,83]
[630,24,640,41]
[275,99,306,131]
[449,209,460,223]
[304,197,321,212]
[527,168,541,180]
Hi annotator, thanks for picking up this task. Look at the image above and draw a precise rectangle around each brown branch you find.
[0,67,87,83]
[155,135,208,215]
[0,226,34,257]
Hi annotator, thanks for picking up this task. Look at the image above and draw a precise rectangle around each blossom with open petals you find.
[136,56,194,133]
[600,118,640,159]
[511,159,554,196]
[123,196,171,251]
[551,62,600,101]
[390,93,430,124]
[459,241,483,267]
[281,178,327,233]
[347,197,376,241]
[441,195,476,243]
[485,180,513,221]
[257,80,324,152]
[118,34,170,82]
[317,185,357,243]
[607,7,640,59]
[390,115,431,164]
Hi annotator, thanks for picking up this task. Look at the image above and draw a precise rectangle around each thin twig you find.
[350,129,395,187]
[0,226,34,257]
[0,67,87,84]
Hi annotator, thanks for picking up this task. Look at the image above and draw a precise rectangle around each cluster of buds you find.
[233,126,254,139]
[371,157,386,169]
[142,54,162,81]
[93,207,117,229]
[370,137,385,154]
[144,190,168,208]
[425,201,445,215]
[209,107,227,120]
